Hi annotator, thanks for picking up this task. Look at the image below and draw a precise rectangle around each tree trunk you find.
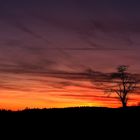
[122,101,127,108]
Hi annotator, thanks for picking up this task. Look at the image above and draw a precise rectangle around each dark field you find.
[0,107,139,137]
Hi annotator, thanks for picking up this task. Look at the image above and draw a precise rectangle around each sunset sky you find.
[0,0,140,110]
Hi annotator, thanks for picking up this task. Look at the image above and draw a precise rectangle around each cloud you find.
[13,21,51,44]
[0,0,140,91]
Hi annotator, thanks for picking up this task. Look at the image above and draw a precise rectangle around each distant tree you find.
[88,65,138,108]
[107,65,137,108]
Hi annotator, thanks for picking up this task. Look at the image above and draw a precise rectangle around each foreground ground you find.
[0,106,139,136]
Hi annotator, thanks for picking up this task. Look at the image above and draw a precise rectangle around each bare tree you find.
[88,65,138,108]
[108,65,137,108]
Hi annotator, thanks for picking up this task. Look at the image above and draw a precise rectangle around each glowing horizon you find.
[0,76,140,110]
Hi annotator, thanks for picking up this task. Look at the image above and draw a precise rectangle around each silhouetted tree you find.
[108,65,137,108]
[88,65,138,108]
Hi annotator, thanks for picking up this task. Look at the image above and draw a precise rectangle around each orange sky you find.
[0,74,139,110]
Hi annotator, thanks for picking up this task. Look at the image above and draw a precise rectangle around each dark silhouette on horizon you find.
[109,65,138,108]
[88,65,139,108]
